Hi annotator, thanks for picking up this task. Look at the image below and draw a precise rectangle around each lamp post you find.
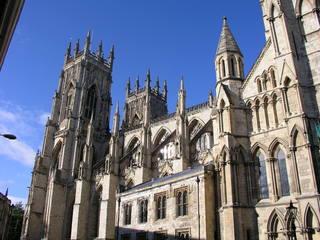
[286,201,298,240]
[0,133,16,140]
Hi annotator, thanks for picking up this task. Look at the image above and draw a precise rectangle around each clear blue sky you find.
[0,1,265,204]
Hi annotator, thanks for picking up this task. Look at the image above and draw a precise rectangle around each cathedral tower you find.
[21,32,114,240]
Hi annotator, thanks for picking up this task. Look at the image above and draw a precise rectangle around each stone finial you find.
[135,76,140,92]
[97,40,103,58]
[84,30,91,53]
[65,41,71,58]
[155,76,160,93]
[108,45,115,70]
[126,77,131,96]
[163,80,168,99]
[74,39,80,55]
[146,68,151,88]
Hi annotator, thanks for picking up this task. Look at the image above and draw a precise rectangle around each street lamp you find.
[0,133,16,140]
[286,201,298,240]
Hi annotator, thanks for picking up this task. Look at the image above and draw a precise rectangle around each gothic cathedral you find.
[22,1,320,239]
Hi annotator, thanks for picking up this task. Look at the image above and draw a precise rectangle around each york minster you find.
[22,0,320,239]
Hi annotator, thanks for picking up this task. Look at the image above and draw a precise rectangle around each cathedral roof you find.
[216,17,242,56]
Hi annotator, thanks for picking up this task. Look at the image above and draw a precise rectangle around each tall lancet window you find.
[230,56,237,77]
[85,85,97,119]
[257,152,269,199]
[277,149,290,196]
[221,59,226,77]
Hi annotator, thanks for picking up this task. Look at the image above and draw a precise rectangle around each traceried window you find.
[139,199,148,223]
[123,203,132,225]
[84,85,97,119]
[277,149,290,196]
[196,132,211,152]
[257,152,269,199]
[176,189,188,217]
[157,142,175,161]
[156,195,166,220]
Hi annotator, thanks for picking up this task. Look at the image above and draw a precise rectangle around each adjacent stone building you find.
[22,0,320,239]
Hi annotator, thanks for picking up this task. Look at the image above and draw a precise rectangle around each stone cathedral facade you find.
[22,1,320,240]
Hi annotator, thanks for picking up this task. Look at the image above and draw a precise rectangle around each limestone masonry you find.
[21,1,320,239]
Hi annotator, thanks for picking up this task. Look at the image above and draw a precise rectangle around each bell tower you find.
[21,32,114,240]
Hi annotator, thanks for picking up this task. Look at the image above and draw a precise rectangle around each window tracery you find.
[176,189,188,217]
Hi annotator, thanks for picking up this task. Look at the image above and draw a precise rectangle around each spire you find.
[163,80,167,100]
[146,68,151,89]
[155,76,160,93]
[5,188,8,197]
[84,30,91,53]
[216,17,242,57]
[135,76,140,92]
[177,76,186,115]
[74,39,80,56]
[112,101,120,135]
[108,45,115,70]
[97,40,103,58]
[126,77,131,96]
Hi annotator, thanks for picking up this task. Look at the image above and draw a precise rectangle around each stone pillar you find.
[70,179,91,240]
[97,174,119,240]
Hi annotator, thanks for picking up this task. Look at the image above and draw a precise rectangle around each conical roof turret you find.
[216,17,242,57]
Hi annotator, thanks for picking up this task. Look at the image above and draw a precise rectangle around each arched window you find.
[222,59,226,77]
[124,203,132,225]
[156,195,166,220]
[257,78,262,93]
[271,4,282,54]
[158,142,175,161]
[85,86,97,119]
[65,86,74,118]
[196,133,211,152]
[270,69,277,88]
[238,57,243,78]
[247,102,253,132]
[277,149,290,196]
[264,98,270,129]
[230,57,237,77]
[306,207,320,240]
[220,100,226,133]
[262,72,268,90]
[268,213,283,240]
[139,199,148,223]
[257,152,269,199]
[176,189,188,216]
[255,100,261,131]
[299,0,318,38]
